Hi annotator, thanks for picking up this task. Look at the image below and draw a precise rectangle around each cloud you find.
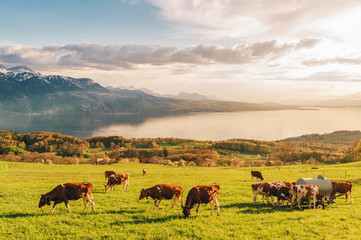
[0,39,320,70]
[303,57,361,66]
[147,0,361,40]
[263,71,361,83]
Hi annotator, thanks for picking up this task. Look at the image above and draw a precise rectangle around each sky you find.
[1,0,361,104]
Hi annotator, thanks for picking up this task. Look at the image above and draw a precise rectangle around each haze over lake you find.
[1,108,361,141]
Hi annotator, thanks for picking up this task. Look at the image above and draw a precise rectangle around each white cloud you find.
[303,57,361,66]
[147,0,361,41]
[0,39,320,70]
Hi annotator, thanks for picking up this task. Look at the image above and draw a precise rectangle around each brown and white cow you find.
[269,181,293,206]
[331,181,353,203]
[139,184,183,210]
[143,168,147,176]
[251,171,264,181]
[290,185,319,210]
[38,183,95,214]
[105,170,116,181]
[105,173,130,193]
[252,182,272,205]
[182,185,220,218]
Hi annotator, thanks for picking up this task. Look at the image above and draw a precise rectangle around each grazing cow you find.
[105,173,130,193]
[38,183,95,214]
[269,181,293,206]
[252,182,272,205]
[182,185,220,218]
[105,170,116,181]
[251,171,264,181]
[143,168,147,176]
[331,181,353,203]
[290,185,319,210]
[139,184,183,210]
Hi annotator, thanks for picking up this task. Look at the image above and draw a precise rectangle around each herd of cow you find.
[38,168,220,218]
[251,170,353,210]
[37,169,352,218]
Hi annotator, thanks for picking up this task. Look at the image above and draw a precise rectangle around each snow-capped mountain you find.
[0,65,106,94]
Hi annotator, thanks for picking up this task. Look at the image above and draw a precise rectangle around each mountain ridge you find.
[0,65,298,114]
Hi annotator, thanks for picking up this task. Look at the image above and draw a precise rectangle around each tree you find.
[276,142,296,164]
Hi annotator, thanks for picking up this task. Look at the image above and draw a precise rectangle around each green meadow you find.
[0,161,360,240]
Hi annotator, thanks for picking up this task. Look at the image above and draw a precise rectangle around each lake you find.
[1,108,361,141]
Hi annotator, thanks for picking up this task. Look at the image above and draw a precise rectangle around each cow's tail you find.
[212,185,220,197]
[176,189,184,208]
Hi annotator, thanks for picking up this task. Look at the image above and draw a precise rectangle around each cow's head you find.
[279,186,292,202]
[104,185,110,193]
[38,194,51,208]
[182,206,191,219]
[139,189,148,200]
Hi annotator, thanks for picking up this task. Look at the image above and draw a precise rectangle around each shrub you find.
[188,161,196,167]
[178,159,185,167]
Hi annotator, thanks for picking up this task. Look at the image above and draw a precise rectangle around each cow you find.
[251,171,264,181]
[290,185,319,210]
[331,181,353,203]
[269,181,293,206]
[182,185,220,218]
[143,168,147,176]
[105,170,116,181]
[105,173,130,193]
[252,182,271,205]
[139,184,183,210]
[38,183,95,214]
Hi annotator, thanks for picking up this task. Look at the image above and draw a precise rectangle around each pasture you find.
[0,161,360,239]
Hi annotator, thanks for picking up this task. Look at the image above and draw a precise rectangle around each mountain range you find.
[107,86,222,101]
[0,65,296,114]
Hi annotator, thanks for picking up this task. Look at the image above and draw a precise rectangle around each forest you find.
[1,130,361,166]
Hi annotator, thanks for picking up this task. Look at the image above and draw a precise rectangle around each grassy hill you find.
[282,130,361,144]
[0,161,360,239]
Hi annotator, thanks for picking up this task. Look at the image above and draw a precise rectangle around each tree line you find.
[0,130,360,166]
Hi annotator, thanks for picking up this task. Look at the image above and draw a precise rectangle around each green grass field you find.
[0,161,360,239]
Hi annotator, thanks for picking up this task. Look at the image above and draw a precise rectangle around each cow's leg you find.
[157,200,162,209]
[65,200,71,213]
[213,195,221,216]
[271,195,275,206]
[266,194,269,205]
[210,200,214,216]
[253,192,258,204]
[178,196,183,207]
[89,198,95,212]
[154,199,162,210]
[169,196,177,210]
[122,180,129,192]
[297,198,302,210]
[196,203,200,217]
[345,192,348,203]
[51,202,58,214]
[83,197,89,212]
[290,195,295,210]
[350,191,353,203]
